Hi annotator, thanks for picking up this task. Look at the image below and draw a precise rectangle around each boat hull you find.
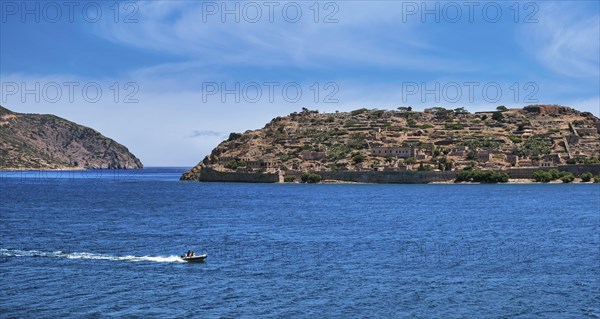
[181,254,207,263]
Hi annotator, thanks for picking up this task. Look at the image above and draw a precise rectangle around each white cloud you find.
[519,3,600,78]
[94,1,470,72]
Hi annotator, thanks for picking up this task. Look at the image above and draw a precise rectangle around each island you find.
[181,105,600,184]
[0,106,143,170]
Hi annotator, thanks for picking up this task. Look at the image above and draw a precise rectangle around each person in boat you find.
[191,251,195,257]
[186,250,191,257]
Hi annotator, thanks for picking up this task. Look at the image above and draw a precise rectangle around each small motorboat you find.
[180,254,207,263]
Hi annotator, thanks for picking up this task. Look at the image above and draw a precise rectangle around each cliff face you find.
[0,106,143,170]
[181,105,600,181]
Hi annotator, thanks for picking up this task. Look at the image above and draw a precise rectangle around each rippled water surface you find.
[1,168,599,318]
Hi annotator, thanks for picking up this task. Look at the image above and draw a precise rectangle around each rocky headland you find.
[0,106,143,170]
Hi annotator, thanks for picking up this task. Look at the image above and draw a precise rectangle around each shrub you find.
[445,122,464,130]
[580,172,593,182]
[344,119,359,127]
[281,153,296,162]
[370,110,385,118]
[516,137,551,158]
[301,173,322,183]
[532,170,553,183]
[350,108,368,116]
[548,169,562,180]
[455,170,509,183]
[496,105,507,111]
[466,151,477,161]
[352,153,365,164]
[404,157,416,165]
[594,175,600,183]
[507,135,522,144]
[560,173,575,183]
[225,159,246,170]
[492,112,504,121]
[284,176,296,183]
[417,163,433,171]
[532,169,571,183]
[461,139,502,149]
[583,157,600,164]
[348,139,367,150]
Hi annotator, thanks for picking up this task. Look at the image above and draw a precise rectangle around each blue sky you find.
[1,1,599,166]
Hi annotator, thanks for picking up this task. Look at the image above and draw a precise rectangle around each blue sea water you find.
[1,168,599,318]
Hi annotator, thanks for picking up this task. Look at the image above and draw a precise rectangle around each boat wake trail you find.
[0,248,184,263]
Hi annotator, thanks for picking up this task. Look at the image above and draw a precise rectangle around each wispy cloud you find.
[94,1,470,72]
[190,130,228,138]
[518,3,600,78]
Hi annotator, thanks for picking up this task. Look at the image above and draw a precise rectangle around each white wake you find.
[0,248,185,263]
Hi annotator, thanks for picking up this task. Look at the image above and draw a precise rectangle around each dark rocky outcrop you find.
[0,106,143,170]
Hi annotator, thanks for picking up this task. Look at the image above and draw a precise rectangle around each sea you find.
[1,168,599,318]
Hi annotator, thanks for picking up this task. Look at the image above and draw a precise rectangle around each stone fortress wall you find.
[192,165,600,183]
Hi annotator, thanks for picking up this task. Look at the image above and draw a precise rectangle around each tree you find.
[301,173,322,183]
[496,105,508,111]
[455,170,509,183]
[594,175,600,183]
[531,169,571,182]
[580,172,593,182]
[532,170,553,183]
[548,169,562,180]
[445,160,453,171]
[560,173,575,183]
[492,112,504,121]
[284,176,296,183]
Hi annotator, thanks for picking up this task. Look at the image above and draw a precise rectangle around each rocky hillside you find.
[0,106,143,170]
[181,105,600,181]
